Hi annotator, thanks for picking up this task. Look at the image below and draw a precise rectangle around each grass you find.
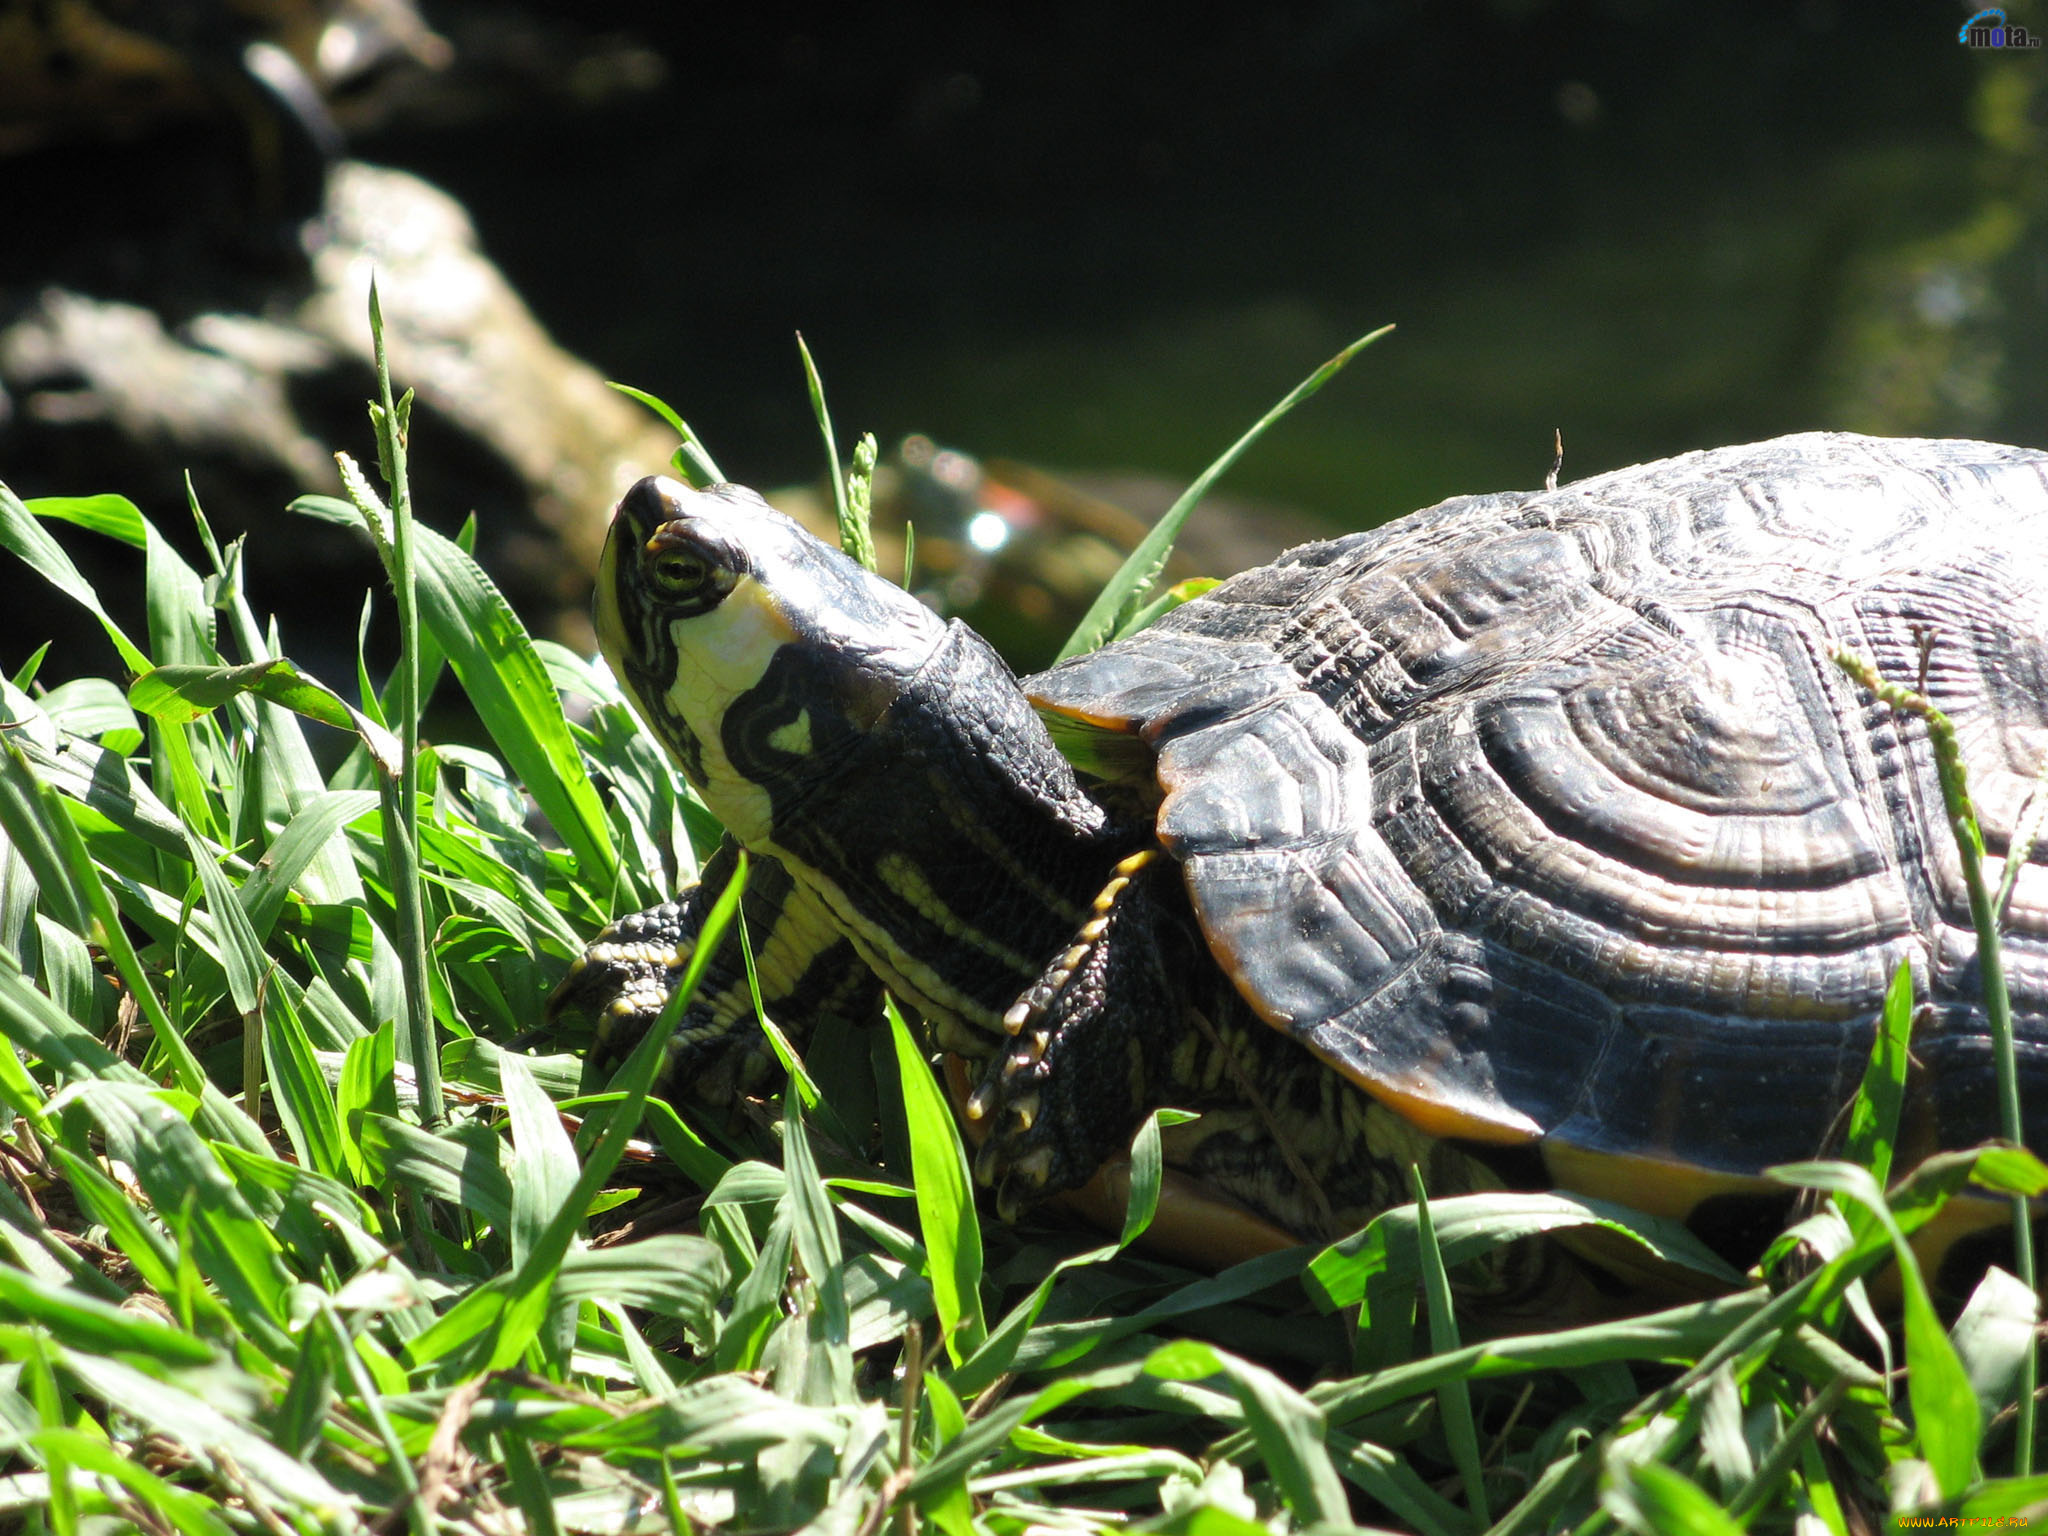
[0,304,2045,1534]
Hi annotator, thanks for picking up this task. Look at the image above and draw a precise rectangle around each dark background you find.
[3,0,2044,671]
[378,0,2045,526]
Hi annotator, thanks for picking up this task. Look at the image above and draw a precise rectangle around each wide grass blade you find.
[23,1341,348,1513]
[260,985,347,1179]
[73,1082,294,1357]
[1309,1190,1742,1318]
[178,824,267,1020]
[1952,1266,2038,1430]
[1602,1459,1746,1536]
[22,492,147,547]
[0,483,149,673]
[360,1113,513,1228]
[130,659,400,773]
[0,1267,217,1365]
[886,998,986,1362]
[501,1054,580,1271]
[1845,959,1914,1187]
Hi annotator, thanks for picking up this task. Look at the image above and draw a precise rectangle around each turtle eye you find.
[638,518,744,613]
[650,548,712,593]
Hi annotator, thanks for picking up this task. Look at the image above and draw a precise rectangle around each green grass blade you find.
[37,677,139,745]
[0,747,264,1152]
[949,1246,1305,1400]
[260,985,346,1180]
[501,1054,580,1270]
[1112,575,1222,643]
[1952,1265,2039,1427]
[1955,1473,2048,1520]
[22,493,146,547]
[795,333,870,572]
[0,481,149,673]
[557,1237,726,1326]
[716,1205,794,1375]
[32,915,99,1033]
[1770,1159,1980,1497]
[359,1113,512,1228]
[906,1357,1151,1500]
[41,1143,178,1300]
[130,660,400,774]
[397,517,616,882]
[1694,1362,1751,1495]
[76,1081,293,1356]
[6,727,190,859]
[1602,1459,1746,1536]
[503,1051,583,1362]
[1120,1109,1168,1247]
[0,746,90,938]
[607,381,725,485]
[30,1426,224,1536]
[147,716,222,843]
[237,789,379,933]
[621,1093,734,1193]
[1723,1374,1849,1522]
[178,824,267,1019]
[1286,1290,1782,1441]
[1995,762,2048,924]
[1412,1169,1490,1524]
[0,956,152,1090]
[0,1266,216,1365]
[1309,1190,1743,1318]
[780,1091,855,1404]
[358,286,438,1138]
[38,1343,347,1513]
[885,998,986,1362]
[1148,1340,1349,1526]
[10,640,49,689]
[1055,325,1392,661]
[1845,959,1914,1188]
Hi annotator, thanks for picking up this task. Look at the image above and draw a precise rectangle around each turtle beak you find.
[613,475,693,542]
[595,476,688,681]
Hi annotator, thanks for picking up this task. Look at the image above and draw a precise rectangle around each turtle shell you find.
[1026,432,2048,1191]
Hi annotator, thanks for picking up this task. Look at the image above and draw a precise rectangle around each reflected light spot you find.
[966,510,1011,552]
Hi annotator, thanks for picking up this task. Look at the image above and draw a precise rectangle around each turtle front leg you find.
[552,837,882,1106]
[966,850,1195,1218]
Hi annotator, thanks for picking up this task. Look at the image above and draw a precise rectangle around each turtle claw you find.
[965,1079,997,1122]
[968,850,1184,1219]
[970,1047,1065,1191]
[967,1015,1085,1207]
[992,1146,1058,1221]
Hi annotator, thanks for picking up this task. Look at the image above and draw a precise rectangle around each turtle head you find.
[597,475,948,843]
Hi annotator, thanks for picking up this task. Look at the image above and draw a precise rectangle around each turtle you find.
[555,431,2048,1274]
